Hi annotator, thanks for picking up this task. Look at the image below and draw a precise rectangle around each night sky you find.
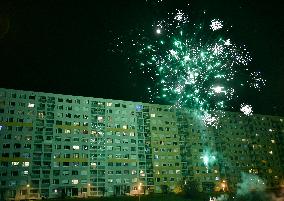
[0,0,283,116]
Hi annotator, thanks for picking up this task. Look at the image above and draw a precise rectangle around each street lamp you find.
[26,184,30,199]
[221,180,227,191]
[138,182,142,201]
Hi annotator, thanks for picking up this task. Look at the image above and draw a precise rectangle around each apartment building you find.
[0,88,283,200]
[177,109,284,192]
[0,88,182,200]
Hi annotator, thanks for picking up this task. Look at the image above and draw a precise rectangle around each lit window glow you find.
[98,116,103,122]
[12,162,19,166]
[271,140,275,143]
[72,179,79,184]
[28,103,35,108]
[73,145,80,150]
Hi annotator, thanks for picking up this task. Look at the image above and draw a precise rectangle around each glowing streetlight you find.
[221,180,227,191]
[138,182,142,201]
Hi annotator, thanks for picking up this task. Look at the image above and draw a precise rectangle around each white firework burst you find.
[240,104,253,116]
[210,19,223,31]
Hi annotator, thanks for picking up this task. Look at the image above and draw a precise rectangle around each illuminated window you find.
[271,140,275,143]
[73,122,80,126]
[38,112,44,119]
[130,132,135,137]
[22,162,29,167]
[72,179,79,184]
[28,103,34,108]
[98,116,103,122]
[23,170,29,175]
[64,129,71,134]
[150,114,156,117]
[73,145,80,150]
[106,102,112,106]
[12,162,19,166]
[269,151,273,154]
[122,125,127,129]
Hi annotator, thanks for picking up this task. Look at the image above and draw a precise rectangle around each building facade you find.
[0,88,283,200]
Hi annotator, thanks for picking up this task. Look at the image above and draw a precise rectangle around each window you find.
[12,162,19,166]
[62,180,69,184]
[28,103,35,108]
[81,170,87,175]
[98,116,103,122]
[73,145,80,150]
[3,144,10,148]
[72,170,79,175]
[22,162,30,167]
[64,145,70,150]
[66,99,72,103]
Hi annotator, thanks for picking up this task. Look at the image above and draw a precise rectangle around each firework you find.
[210,19,223,31]
[248,72,266,91]
[240,103,253,116]
[115,8,265,124]
[202,112,219,127]
[137,10,258,113]
[201,152,216,168]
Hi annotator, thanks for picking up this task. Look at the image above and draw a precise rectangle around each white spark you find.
[240,104,253,116]
[212,86,225,94]
[249,72,266,91]
[203,113,219,127]
[212,43,224,55]
[156,28,161,34]
[224,39,231,46]
[210,19,223,31]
